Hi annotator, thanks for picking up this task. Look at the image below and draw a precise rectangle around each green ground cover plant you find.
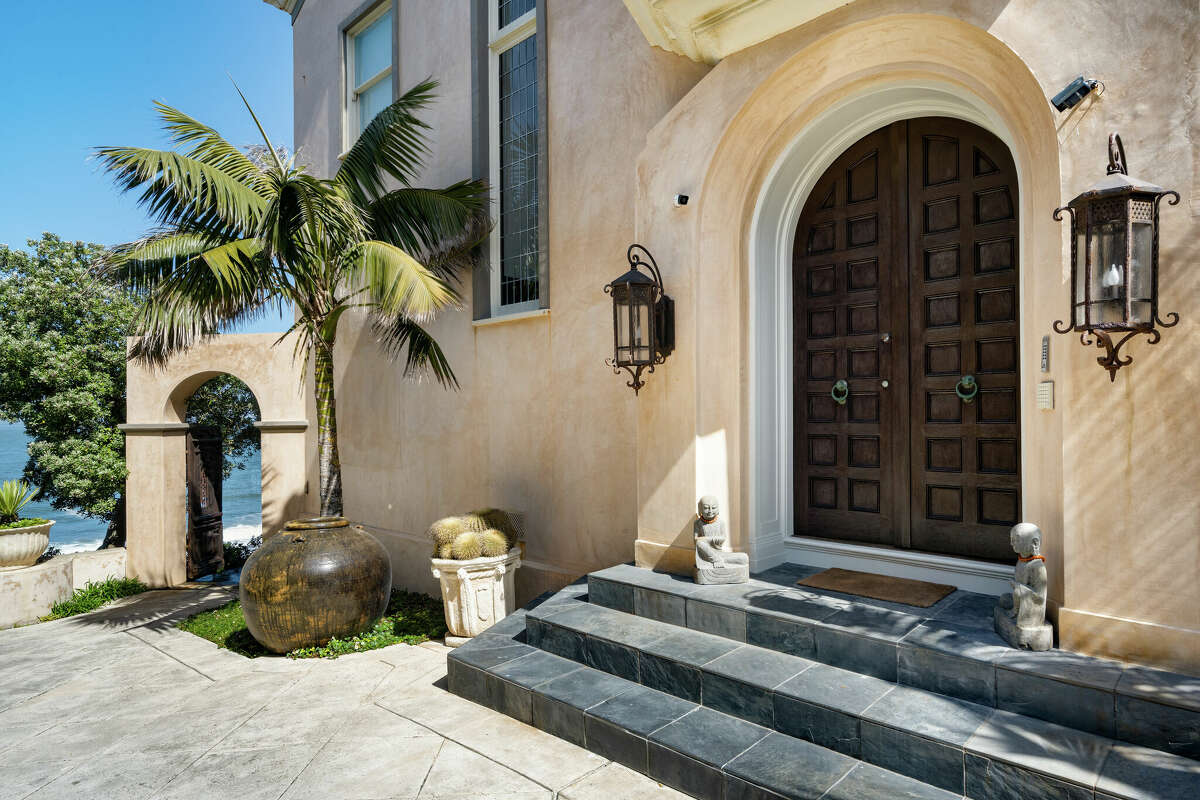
[1,518,49,530]
[178,590,447,659]
[41,577,149,620]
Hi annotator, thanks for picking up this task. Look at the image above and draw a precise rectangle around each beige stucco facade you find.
[268,0,1200,673]
[122,334,309,586]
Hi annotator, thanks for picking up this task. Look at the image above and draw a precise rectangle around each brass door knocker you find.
[831,379,849,406]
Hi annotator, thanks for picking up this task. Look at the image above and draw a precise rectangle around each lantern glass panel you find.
[631,285,653,364]
[614,287,632,365]
[1130,219,1153,324]
[1074,229,1086,327]
[1088,219,1126,325]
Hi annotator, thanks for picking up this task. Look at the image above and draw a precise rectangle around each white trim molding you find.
[786,536,1014,596]
[747,80,1022,588]
[623,0,855,64]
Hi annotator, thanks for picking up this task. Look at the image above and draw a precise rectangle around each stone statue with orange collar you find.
[693,496,750,585]
[994,522,1053,650]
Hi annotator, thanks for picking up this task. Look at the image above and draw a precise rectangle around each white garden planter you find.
[431,547,521,646]
[0,520,53,571]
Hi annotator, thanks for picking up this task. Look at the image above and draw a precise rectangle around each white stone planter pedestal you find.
[431,547,521,647]
[0,520,53,571]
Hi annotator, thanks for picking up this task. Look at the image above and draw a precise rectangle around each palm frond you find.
[155,102,270,196]
[369,314,459,388]
[94,146,266,240]
[259,172,365,269]
[346,240,457,321]
[336,79,439,204]
[368,180,491,265]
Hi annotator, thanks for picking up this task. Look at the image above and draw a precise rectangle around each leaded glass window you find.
[488,0,541,314]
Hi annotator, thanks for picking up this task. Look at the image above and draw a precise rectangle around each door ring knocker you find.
[956,375,978,403]
[831,380,849,406]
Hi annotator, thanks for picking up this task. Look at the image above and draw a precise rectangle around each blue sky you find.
[0,0,294,333]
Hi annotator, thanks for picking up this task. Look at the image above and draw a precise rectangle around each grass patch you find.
[41,577,150,620]
[177,590,448,659]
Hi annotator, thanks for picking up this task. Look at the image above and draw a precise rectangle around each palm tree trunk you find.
[314,338,343,517]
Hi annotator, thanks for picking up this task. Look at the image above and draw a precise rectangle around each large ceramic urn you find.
[239,516,391,653]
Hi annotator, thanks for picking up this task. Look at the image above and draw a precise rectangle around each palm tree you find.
[96,80,489,517]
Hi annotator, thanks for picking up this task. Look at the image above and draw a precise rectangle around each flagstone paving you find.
[0,588,688,800]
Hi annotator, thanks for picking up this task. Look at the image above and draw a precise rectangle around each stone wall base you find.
[1059,606,1200,677]
[634,538,693,576]
[0,548,127,628]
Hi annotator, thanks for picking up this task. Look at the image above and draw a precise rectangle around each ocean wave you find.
[54,540,105,554]
[224,524,263,543]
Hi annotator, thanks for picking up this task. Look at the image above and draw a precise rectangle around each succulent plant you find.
[479,529,509,558]
[468,508,523,548]
[450,531,483,560]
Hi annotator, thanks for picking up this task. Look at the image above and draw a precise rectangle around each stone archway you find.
[120,334,310,586]
[631,15,1064,598]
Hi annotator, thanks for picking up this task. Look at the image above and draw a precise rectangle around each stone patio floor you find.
[0,588,689,800]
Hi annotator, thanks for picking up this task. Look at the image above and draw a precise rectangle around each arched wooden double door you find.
[793,117,1020,561]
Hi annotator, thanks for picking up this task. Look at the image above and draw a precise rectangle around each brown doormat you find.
[797,568,956,608]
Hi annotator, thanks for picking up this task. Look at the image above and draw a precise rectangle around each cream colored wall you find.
[123,334,309,586]
[291,0,708,602]
[289,0,1199,670]
[630,0,1199,672]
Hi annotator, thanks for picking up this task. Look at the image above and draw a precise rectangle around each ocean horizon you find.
[0,420,262,552]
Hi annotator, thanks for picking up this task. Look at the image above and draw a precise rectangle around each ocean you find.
[0,420,262,552]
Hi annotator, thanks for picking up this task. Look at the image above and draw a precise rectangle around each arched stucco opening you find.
[120,333,311,587]
[633,14,1065,602]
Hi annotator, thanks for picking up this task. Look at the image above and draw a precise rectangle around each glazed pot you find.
[239,516,391,653]
[431,547,521,644]
[0,520,53,570]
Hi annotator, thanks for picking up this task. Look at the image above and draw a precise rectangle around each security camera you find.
[673,194,689,207]
[1051,76,1099,112]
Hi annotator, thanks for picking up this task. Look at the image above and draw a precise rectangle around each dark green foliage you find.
[222,534,262,570]
[177,590,447,659]
[0,234,261,546]
[41,577,149,620]
[36,545,61,564]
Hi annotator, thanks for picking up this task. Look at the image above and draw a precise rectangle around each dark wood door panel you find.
[906,117,1020,561]
[186,425,225,580]
[793,123,907,545]
[794,116,1021,561]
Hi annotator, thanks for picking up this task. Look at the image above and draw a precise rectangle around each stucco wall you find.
[292,0,708,601]
[289,0,1198,670]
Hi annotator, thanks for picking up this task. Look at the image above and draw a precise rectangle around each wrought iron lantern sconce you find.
[1053,133,1180,381]
[604,244,674,394]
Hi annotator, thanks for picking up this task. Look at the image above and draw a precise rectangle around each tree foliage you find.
[186,375,261,479]
[0,234,262,546]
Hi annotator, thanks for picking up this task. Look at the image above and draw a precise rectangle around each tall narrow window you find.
[489,0,540,314]
[346,6,393,148]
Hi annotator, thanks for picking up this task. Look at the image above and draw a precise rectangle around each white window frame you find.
[488,3,540,316]
[343,3,393,154]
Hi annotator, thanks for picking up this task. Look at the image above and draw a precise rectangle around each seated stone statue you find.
[693,495,749,585]
[994,522,1053,651]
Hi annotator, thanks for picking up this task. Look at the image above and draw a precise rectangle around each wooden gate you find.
[186,425,224,579]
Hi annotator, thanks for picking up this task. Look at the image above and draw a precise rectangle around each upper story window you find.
[489,0,540,314]
[346,6,393,148]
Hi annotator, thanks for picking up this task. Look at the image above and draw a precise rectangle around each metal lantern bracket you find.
[1052,132,1181,381]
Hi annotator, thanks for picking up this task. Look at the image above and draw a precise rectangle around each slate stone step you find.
[587,564,1200,761]
[447,629,962,800]
[523,584,1200,799]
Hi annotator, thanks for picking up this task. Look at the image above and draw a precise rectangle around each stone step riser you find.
[528,606,1103,797]
[447,639,962,800]
[587,573,1200,763]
